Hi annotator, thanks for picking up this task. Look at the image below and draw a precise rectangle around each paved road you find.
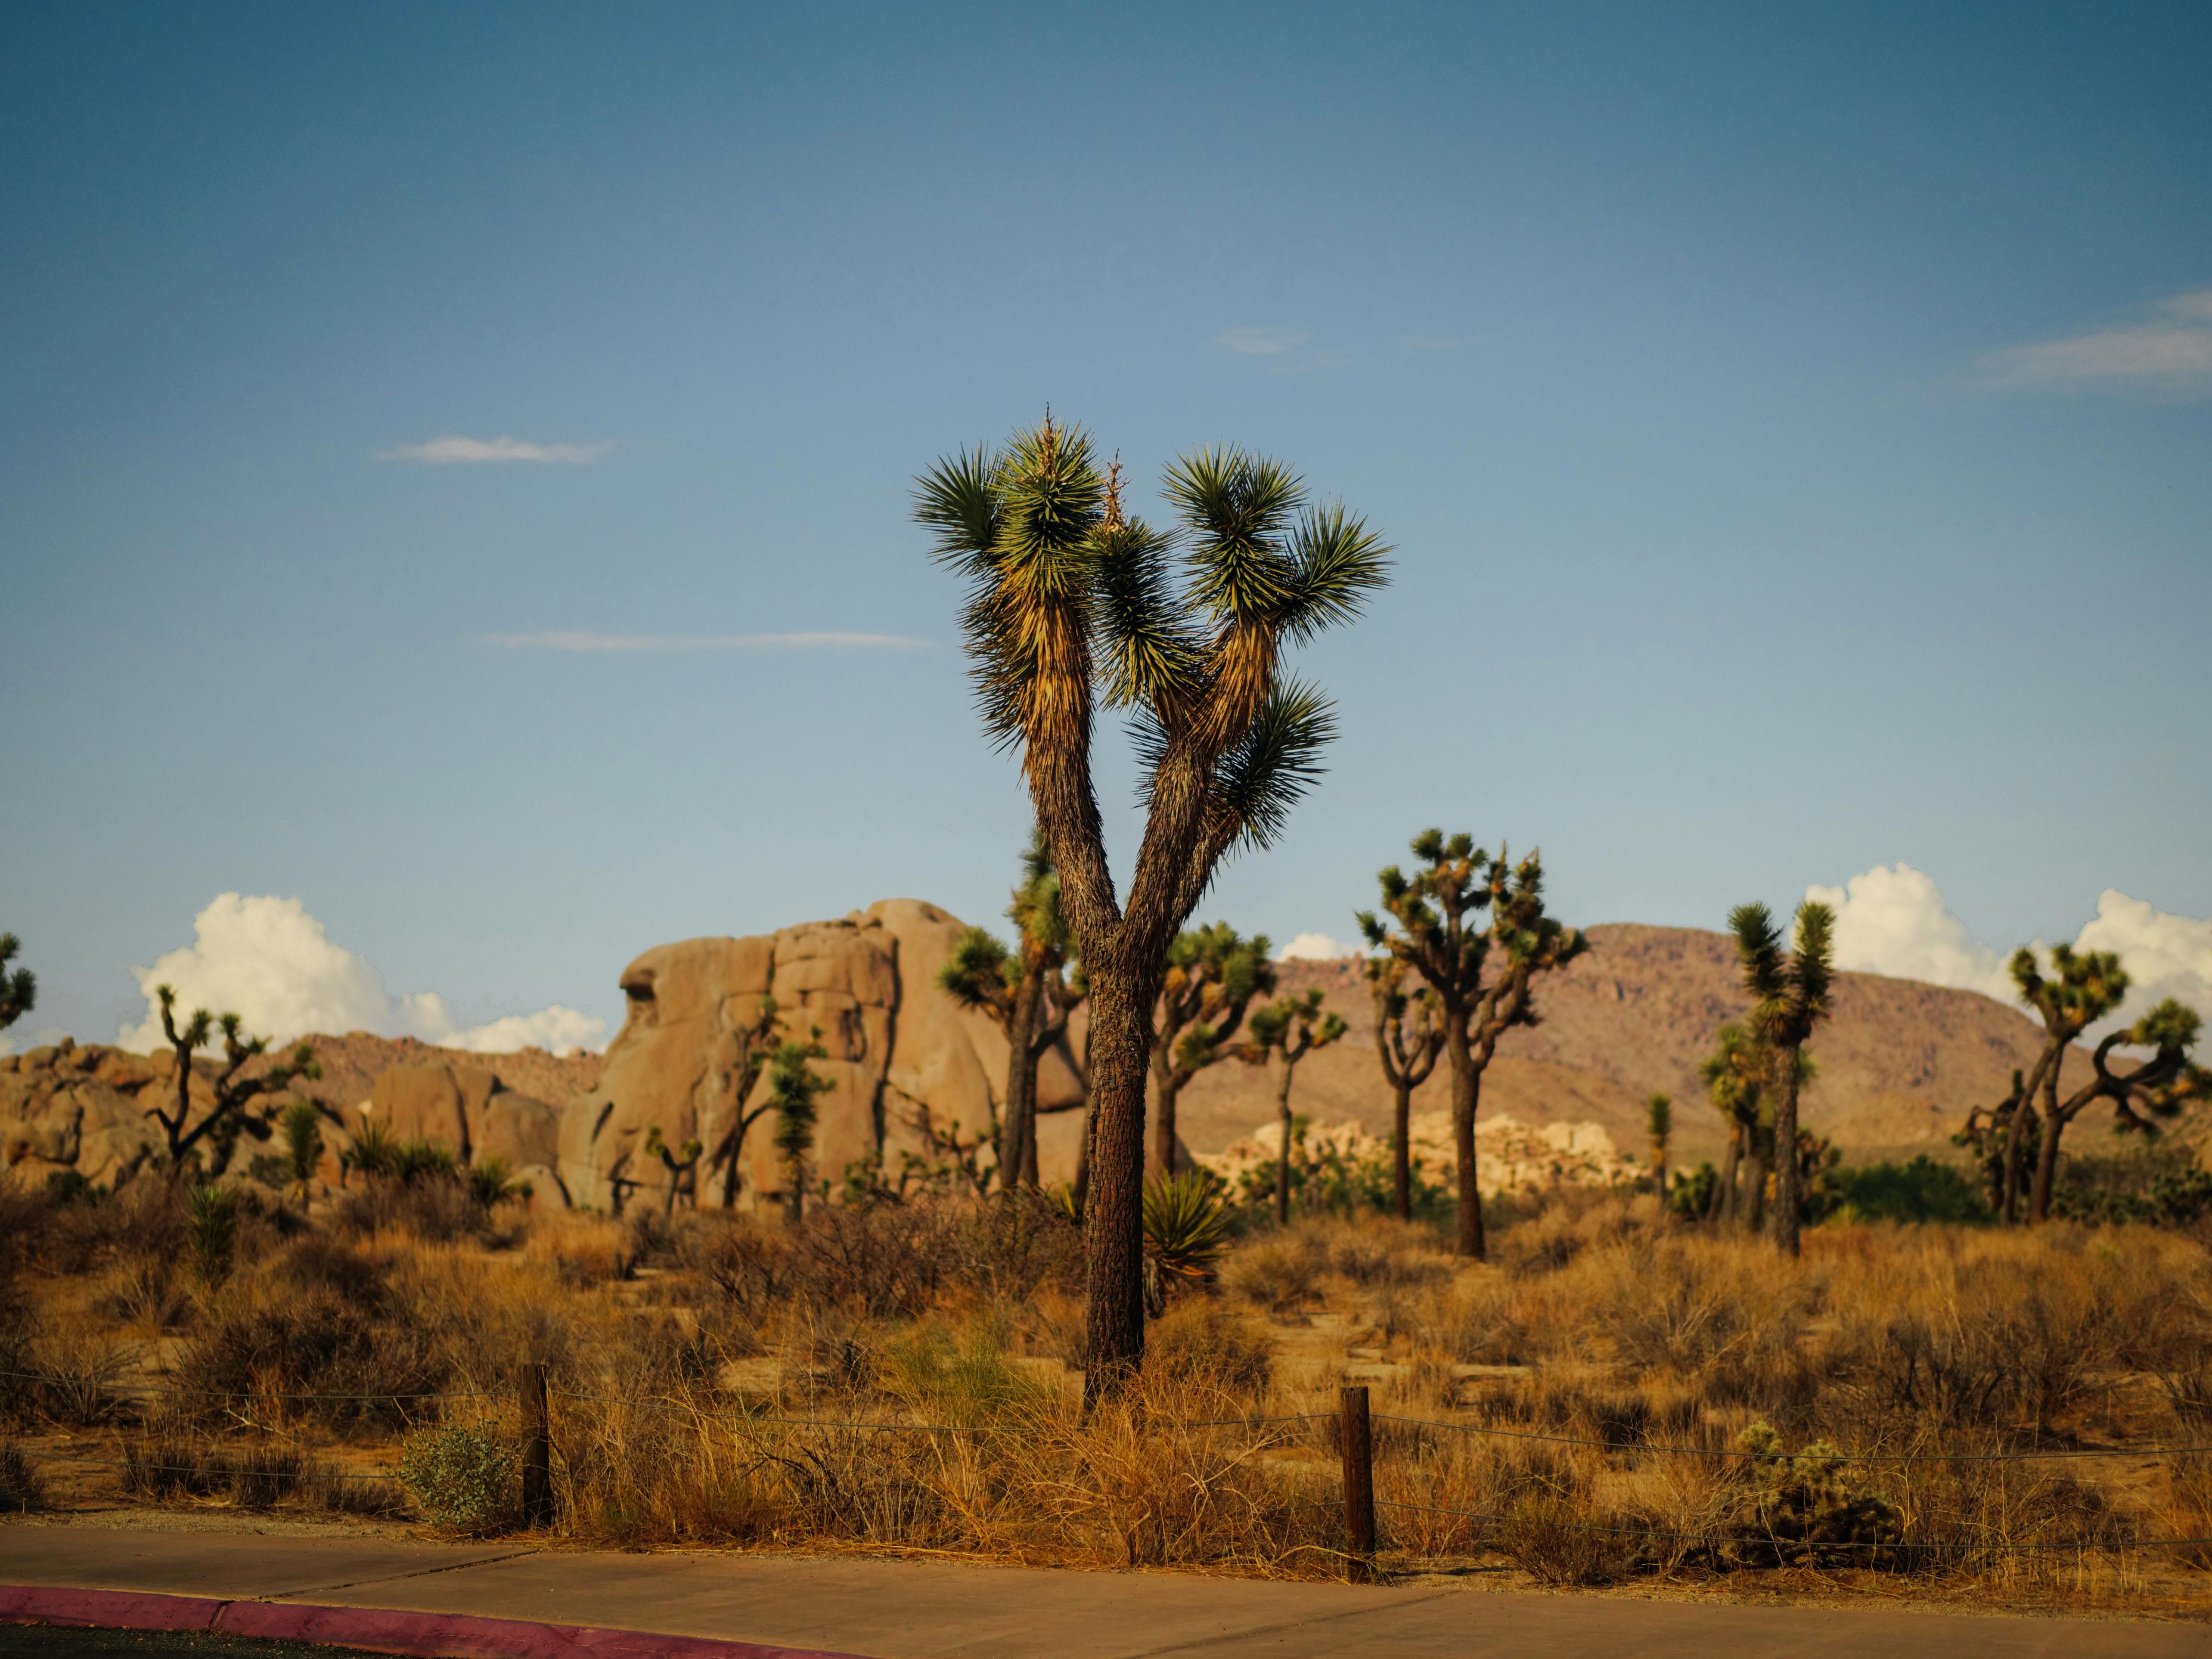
[4,1524,2208,1659]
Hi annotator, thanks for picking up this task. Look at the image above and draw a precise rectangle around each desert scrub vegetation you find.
[3,1166,2212,1605]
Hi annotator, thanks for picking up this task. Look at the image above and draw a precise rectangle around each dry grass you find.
[4,1171,2212,1606]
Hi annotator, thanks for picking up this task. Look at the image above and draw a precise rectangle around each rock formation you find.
[561,898,1088,1212]
[1201,1111,1636,1198]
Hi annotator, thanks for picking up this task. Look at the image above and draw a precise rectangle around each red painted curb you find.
[0,1586,222,1631]
[0,1585,865,1659]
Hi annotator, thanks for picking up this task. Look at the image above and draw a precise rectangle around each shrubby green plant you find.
[399,1423,518,1535]
[186,1184,238,1288]
[1832,1157,1993,1225]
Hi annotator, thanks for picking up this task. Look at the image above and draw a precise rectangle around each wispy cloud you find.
[1405,335,1463,352]
[1980,289,2212,395]
[377,434,615,465]
[1216,327,1310,357]
[485,631,927,651]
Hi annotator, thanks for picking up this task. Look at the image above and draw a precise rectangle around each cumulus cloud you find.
[118,894,605,1056]
[484,631,924,651]
[1275,932,1362,962]
[376,435,613,465]
[1980,289,2212,395]
[1217,327,1310,357]
[1805,865,2014,1003]
[1806,864,2212,1037]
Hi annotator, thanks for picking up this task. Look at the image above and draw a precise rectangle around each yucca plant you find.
[1142,1170,1232,1291]
[764,1034,833,1224]
[916,416,1387,1399]
[185,1184,238,1289]
[281,1101,324,1205]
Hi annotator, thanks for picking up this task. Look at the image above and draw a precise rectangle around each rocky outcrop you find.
[363,1063,565,1198]
[1200,1111,1636,1198]
[562,898,1086,1212]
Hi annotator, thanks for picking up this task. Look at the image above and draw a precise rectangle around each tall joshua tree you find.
[764,1034,832,1225]
[2005,945,2126,1224]
[1150,923,1275,1175]
[149,985,320,1181]
[1728,901,1834,1258]
[915,416,1387,1398]
[1360,834,1584,1260]
[2029,998,2210,1221]
[1367,955,1444,1221]
[0,934,34,1032]
[1699,1020,1796,1227]
[1240,989,1347,1224]
[940,828,1083,1190]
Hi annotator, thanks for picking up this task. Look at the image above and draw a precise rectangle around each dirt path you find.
[5,1518,2209,1659]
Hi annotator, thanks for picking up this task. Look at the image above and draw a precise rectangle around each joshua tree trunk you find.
[1080,966,1159,1392]
[2029,1071,2068,1223]
[1392,1078,1415,1222]
[1709,1128,1740,1222]
[1448,1015,1483,1260]
[1001,966,1045,1189]
[1151,1060,1185,1180]
[1273,1063,1297,1225]
[1772,1045,1803,1256]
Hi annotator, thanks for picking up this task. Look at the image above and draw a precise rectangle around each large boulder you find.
[561,898,1086,1212]
[363,1063,564,1182]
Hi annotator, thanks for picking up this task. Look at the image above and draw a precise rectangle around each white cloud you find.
[1980,289,2212,394]
[1806,864,2212,1037]
[1275,932,1362,962]
[1217,327,1310,357]
[376,435,613,465]
[1805,864,2014,1003]
[485,631,924,651]
[119,894,605,1056]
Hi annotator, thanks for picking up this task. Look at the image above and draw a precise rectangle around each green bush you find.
[1832,1157,1992,1225]
[399,1423,518,1535]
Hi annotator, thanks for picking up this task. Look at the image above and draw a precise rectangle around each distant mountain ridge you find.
[1176,923,2099,1167]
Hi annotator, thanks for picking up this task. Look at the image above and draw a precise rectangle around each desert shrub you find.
[1498,1492,1630,1584]
[956,1190,1085,1301]
[92,1259,192,1332]
[790,1201,960,1318]
[0,1443,46,1512]
[119,1434,375,1512]
[186,1184,239,1287]
[1834,1158,1991,1225]
[276,1234,392,1306]
[171,1281,447,1427]
[1224,1231,1326,1313]
[1147,1301,1274,1396]
[878,1320,1054,1427]
[400,1423,517,1535]
[689,1221,793,1320]
[2051,1143,2212,1227]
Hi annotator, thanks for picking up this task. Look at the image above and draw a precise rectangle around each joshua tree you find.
[707,995,784,1208]
[2029,998,2210,1222]
[940,830,1084,1190]
[1151,923,1275,1176]
[645,1125,705,1216]
[1647,1093,1673,1209]
[280,1100,325,1205]
[148,986,320,1181]
[915,416,1387,1398]
[1728,901,1835,1258]
[1958,1068,2037,1221]
[1700,1021,1790,1226]
[0,934,34,1032]
[764,1034,832,1225]
[1239,989,1347,1225]
[1360,834,1585,1260]
[2006,945,2127,1224]
[1366,955,1444,1221]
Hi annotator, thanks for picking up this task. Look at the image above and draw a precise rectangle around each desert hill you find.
[1174,923,2095,1169]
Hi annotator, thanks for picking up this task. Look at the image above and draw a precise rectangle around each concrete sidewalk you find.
[3,1523,2207,1659]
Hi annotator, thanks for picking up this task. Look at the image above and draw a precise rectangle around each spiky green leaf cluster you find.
[914,419,1388,865]
[0,933,34,1031]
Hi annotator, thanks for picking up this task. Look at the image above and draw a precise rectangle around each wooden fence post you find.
[1340,1383,1375,1579]
[519,1362,553,1527]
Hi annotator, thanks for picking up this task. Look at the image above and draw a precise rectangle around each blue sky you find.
[3,1,2209,1048]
